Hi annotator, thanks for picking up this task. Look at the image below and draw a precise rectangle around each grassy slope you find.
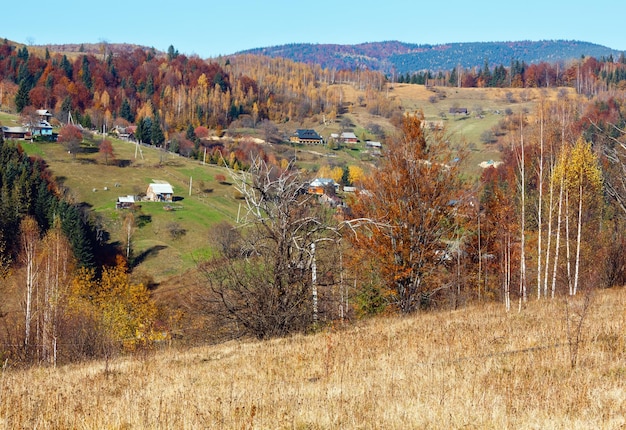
[1,287,624,428]
[385,84,577,176]
[19,137,238,281]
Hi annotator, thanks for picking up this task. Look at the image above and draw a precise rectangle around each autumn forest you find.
[1,37,626,370]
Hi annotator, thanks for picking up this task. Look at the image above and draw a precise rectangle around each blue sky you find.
[2,1,625,58]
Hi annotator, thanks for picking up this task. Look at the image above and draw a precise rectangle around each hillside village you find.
[0,36,626,427]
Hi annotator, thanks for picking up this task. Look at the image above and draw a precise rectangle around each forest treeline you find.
[396,55,626,95]
[240,40,620,76]
[0,40,387,137]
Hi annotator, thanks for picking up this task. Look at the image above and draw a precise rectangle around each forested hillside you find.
[239,40,622,75]
[0,39,387,136]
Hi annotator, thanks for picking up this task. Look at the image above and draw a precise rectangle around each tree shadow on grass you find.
[82,146,99,154]
[131,245,168,269]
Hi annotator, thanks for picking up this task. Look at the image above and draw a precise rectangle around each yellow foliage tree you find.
[317,164,343,183]
[348,165,365,185]
[69,257,159,350]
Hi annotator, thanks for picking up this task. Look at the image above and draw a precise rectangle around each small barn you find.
[116,195,136,209]
[365,141,382,149]
[1,126,30,140]
[449,107,469,115]
[146,183,174,202]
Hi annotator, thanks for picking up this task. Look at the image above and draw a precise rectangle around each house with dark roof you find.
[290,129,324,145]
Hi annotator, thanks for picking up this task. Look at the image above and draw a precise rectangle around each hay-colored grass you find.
[2,288,625,429]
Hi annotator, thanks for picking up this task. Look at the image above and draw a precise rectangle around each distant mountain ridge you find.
[237,40,623,74]
[32,42,163,57]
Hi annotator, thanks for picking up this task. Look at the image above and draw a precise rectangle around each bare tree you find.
[197,158,345,339]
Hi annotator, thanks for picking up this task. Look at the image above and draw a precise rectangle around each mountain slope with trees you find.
[1,37,626,369]
[239,40,623,74]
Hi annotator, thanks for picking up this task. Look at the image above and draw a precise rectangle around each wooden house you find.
[290,129,324,145]
[308,178,339,195]
[116,195,136,209]
[146,183,174,202]
[1,126,30,140]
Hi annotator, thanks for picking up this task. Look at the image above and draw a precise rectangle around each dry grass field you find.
[2,287,625,429]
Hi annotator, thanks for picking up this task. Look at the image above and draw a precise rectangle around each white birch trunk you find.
[537,106,544,299]
[543,163,555,298]
[311,242,318,323]
[573,182,583,295]
[519,115,527,310]
[551,171,565,298]
[565,189,572,295]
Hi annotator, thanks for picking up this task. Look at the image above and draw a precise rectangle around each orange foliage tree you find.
[349,112,468,313]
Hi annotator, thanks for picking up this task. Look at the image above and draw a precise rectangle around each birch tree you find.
[19,216,40,356]
[38,220,74,366]
[568,138,603,295]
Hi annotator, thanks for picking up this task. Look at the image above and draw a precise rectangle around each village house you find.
[111,125,137,141]
[1,125,30,140]
[330,132,359,144]
[31,120,53,138]
[36,109,53,123]
[29,109,54,139]
[290,129,324,145]
[1,109,54,140]
[307,178,340,195]
[365,141,382,149]
[146,182,174,202]
[116,195,136,209]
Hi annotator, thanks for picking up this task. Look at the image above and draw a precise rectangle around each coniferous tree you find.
[15,78,31,112]
[119,99,134,122]
[151,113,165,146]
[60,55,73,79]
[81,55,92,91]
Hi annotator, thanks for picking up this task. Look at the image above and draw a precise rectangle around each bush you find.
[166,222,187,240]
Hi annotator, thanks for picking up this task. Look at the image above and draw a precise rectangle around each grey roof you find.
[310,178,338,187]
[117,195,135,203]
[148,183,174,194]
[295,129,322,140]
[2,126,29,133]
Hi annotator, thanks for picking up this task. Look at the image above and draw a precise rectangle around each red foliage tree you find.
[57,125,83,158]
[98,139,115,165]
